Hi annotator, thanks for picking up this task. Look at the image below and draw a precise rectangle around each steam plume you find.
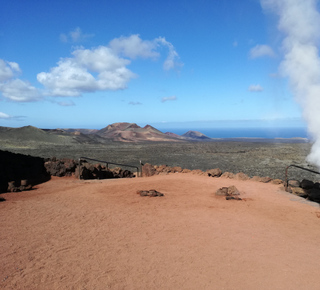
[261,0,320,167]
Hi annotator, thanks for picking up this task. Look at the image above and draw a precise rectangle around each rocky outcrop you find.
[287,179,320,203]
[0,151,136,194]
[0,150,50,193]
[76,162,134,180]
[44,158,135,180]
[44,158,77,177]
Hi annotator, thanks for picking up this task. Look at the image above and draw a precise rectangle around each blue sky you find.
[0,0,311,130]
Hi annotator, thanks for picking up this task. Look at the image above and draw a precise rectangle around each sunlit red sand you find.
[1,174,320,289]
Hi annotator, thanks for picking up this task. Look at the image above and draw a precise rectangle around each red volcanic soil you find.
[1,174,320,289]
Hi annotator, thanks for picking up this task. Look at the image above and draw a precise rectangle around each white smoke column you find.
[261,0,320,168]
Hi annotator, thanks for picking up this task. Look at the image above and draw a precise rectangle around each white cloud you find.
[37,46,136,97]
[249,44,276,58]
[0,112,10,119]
[1,35,182,101]
[155,37,183,70]
[109,34,159,59]
[60,27,94,43]
[161,95,177,102]
[0,79,42,102]
[38,35,182,97]
[248,84,264,92]
[0,58,42,102]
[0,59,21,82]
[110,34,183,70]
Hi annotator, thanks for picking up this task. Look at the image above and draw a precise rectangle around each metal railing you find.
[285,164,320,191]
[78,157,140,179]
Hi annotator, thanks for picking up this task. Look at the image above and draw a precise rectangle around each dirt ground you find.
[1,174,320,289]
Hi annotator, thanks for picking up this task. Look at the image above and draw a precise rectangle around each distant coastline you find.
[159,127,309,139]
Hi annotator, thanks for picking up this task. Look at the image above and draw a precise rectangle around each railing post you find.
[140,160,142,177]
[78,158,82,180]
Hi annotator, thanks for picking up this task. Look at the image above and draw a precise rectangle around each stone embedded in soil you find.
[137,189,164,197]
[250,176,274,183]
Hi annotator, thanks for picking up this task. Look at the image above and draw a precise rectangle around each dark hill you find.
[182,130,211,140]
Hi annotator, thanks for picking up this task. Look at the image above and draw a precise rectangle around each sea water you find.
[159,127,309,139]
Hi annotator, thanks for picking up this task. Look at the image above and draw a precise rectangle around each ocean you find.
[159,127,309,139]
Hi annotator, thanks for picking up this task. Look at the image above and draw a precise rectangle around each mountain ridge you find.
[0,122,212,144]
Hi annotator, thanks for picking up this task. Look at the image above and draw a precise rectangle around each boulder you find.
[162,166,173,173]
[300,179,314,190]
[227,185,240,195]
[191,169,205,175]
[235,172,250,181]
[221,172,234,179]
[215,187,229,196]
[308,188,320,203]
[290,187,308,198]
[259,177,272,183]
[155,165,167,173]
[44,158,77,177]
[251,176,261,182]
[142,163,156,177]
[271,179,283,185]
[171,166,183,173]
[314,182,320,190]
[215,185,240,197]
[288,180,300,187]
[207,168,222,177]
